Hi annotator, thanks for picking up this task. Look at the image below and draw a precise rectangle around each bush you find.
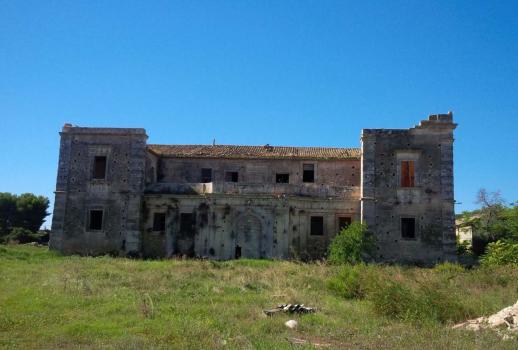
[480,240,518,267]
[5,227,38,244]
[327,264,380,299]
[327,223,375,264]
[369,279,472,324]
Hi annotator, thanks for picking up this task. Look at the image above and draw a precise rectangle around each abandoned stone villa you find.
[50,113,457,264]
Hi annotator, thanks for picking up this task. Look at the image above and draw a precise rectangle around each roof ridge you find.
[147,143,359,150]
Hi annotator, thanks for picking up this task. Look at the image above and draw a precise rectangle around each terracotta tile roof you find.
[147,144,360,160]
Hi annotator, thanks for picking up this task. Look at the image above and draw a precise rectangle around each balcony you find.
[144,182,359,198]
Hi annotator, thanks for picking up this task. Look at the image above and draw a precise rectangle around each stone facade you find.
[50,113,457,264]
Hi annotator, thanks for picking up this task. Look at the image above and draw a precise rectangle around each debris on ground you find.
[453,300,518,339]
[285,319,298,329]
[263,304,316,316]
[287,337,331,348]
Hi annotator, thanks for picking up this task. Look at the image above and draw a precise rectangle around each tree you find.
[0,192,49,239]
[0,193,17,236]
[328,222,375,264]
[470,189,518,255]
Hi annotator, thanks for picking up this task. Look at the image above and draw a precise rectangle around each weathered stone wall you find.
[155,158,359,187]
[141,194,360,260]
[361,113,457,264]
[51,113,457,263]
[50,125,147,255]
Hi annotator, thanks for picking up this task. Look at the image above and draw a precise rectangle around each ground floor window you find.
[88,209,103,231]
[401,217,416,239]
[338,217,352,231]
[152,213,166,231]
[310,216,324,236]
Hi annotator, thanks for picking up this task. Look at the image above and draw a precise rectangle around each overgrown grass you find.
[1,245,517,349]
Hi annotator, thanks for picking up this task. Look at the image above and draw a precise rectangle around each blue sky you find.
[1,0,517,227]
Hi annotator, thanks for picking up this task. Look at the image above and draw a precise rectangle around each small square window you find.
[276,173,289,183]
[225,171,238,183]
[89,210,103,231]
[401,218,416,239]
[152,213,166,231]
[201,168,212,183]
[93,156,107,179]
[303,164,314,183]
[338,217,352,231]
[310,216,324,236]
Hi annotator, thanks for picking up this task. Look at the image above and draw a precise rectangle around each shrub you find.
[434,262,465,274]
[480,240,518,267]
[327,223,375,264]
[327,264,380,299]
[369,279,472,324]
[5,227,38,244]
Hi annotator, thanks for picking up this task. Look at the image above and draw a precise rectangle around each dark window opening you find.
[303,164,315,183]
[400,160,415,187]
[93,156,107,179]
[338,217,352,231]
[179,213,195,235]
[235,245,242,259]
[310,216,324,236]
[401,218,416,239]
[201,168,212,183]
[225,171,238,183]
[89,210,103,231]
[276,173,289,183]
[152,213,166,231]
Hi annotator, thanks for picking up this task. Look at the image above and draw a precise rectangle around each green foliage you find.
[0,192,49,239]
[480,240,518,267]
[326,264,379,299]
[327,222,375,264]
[5,227,37,244]
[1,245,518,349]
[433,262,465,274]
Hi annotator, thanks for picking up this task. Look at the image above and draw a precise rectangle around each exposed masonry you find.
[50,113,457,264]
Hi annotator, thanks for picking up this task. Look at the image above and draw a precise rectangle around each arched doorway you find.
[235,214,263,258]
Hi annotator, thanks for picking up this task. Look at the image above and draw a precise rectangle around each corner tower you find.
[50,125,148,255]
[361,113,457,264]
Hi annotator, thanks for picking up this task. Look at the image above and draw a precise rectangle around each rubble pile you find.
[453,300,518,339]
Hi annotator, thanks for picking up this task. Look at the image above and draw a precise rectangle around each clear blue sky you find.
[1,0,517,227]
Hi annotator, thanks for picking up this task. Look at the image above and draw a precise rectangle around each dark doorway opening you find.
[235,245,242,259]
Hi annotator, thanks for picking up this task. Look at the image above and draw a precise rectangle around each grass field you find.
[1,245,517,349]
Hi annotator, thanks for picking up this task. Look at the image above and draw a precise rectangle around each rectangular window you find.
[201,168,212,183]
[180,213,195,234]
[225,171,238,183]
[310,216,324,236]
[276,173,289,183]
[338,217,352,231]
[302,164,315,183]
[89,210,103,231]
[152,213,166,231]
[401,217,416,239]
[93,156,107,179]
[400,160,415,187]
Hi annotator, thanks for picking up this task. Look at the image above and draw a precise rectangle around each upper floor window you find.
[88,209,103,231]
[201,168,212,183]
[152,213,166,231]
[225,171,238,183]
[303,164,315,183]
[310,216,324,236]
[276,173,289,184]
[401,217,416,239]
[93,156,107,179]
[400,160,415,187]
